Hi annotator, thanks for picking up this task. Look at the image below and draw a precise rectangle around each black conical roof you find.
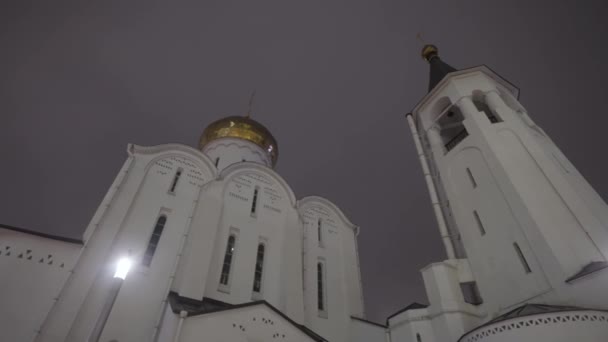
[422,45,457,92]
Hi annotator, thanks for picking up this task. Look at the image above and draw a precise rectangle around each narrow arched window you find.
[169,168,182,193]
[215,157,220,167]
[251,187,259,216]
[466,167,477,188]
[317,262,325,312]
[252,243,265,293]
[220,235,236,285]
[142,215,167,266]
[513,242,532,273]
[473,210,486,236]
[317,218,323,246]
[416,333,422,342]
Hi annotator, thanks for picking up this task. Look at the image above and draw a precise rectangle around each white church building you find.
[1,45,608,342]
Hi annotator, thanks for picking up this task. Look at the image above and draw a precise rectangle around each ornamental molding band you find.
[219,162,297,206]
[203,140,271,165]
[459,310,608,342]
[298,196,358,233]
[130,143,218,178]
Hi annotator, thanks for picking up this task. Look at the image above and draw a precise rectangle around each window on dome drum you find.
[416,333,422,342]
[142,215,167,266]
[513,242,532,274]
[317,218,323,246]
[169,168,183,193]
[317,261,327,316]
[215,157,220,167]
[473,210,486,236]
[252,243,265,294]
[251,187,259,216]
[466,167,477,188]
[473,98,502,124]
[220,235,237,286]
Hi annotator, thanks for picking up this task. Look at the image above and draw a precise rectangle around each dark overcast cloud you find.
[1,0,607,323]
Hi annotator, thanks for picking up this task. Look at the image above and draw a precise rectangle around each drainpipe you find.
[172,310,188,342]
[406,113,456,259]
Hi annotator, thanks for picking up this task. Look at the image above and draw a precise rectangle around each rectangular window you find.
[466,168,477,188]
[317,260,327,317]
[317,262,325,311]
[473,210,486,236]
[513,242,532,273]
[252,241,266,295]
[142,215,167,266]
[219,234,237,288]
[460,282,483,305]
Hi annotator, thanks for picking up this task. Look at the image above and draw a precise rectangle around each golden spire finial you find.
[416,32,438,63]
[246,90,256,118]
[421,44,438,63]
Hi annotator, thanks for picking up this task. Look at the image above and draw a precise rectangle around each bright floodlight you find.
[114,257,132,279]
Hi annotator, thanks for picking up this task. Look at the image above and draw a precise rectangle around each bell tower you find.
[408,44,608,317]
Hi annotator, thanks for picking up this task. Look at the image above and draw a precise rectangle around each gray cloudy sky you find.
[1,0,607,323]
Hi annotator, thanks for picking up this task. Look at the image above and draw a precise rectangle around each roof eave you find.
[412,65,520,119]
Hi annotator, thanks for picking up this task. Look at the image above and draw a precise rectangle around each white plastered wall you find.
[349,318,386,342]
[0,229,81,342]
[178,304,318,342]
[388,308,435,342]
[202,163,305,323]
[298,196,363,342]
[34,144,217,342]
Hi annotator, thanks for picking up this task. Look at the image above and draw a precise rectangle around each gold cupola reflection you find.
[199,115,278,166]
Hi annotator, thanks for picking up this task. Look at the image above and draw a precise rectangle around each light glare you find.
[114,257,132,279]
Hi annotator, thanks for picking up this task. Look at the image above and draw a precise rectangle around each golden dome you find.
[199,116,278,166]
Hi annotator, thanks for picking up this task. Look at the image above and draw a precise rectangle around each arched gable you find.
[297,196,358,234]
[219,162,297,208]
[130,143,218,181]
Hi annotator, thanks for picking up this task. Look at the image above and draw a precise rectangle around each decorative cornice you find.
[167,293,327,341]
[219,162,297,207]
[412,65,520,117]
[458,309,608,342]
[0,223,83,245]
[419,259,460,272]
[389,307,483,329]
[203,139,271,165]
[129,143,218,178]
[350,316,387,329]
[297,196,359,233]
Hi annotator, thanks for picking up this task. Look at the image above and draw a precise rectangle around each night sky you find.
[2,1,608,323]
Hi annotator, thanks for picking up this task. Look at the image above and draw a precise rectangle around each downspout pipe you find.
[172,310,188,342]
[406,113,456,259]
